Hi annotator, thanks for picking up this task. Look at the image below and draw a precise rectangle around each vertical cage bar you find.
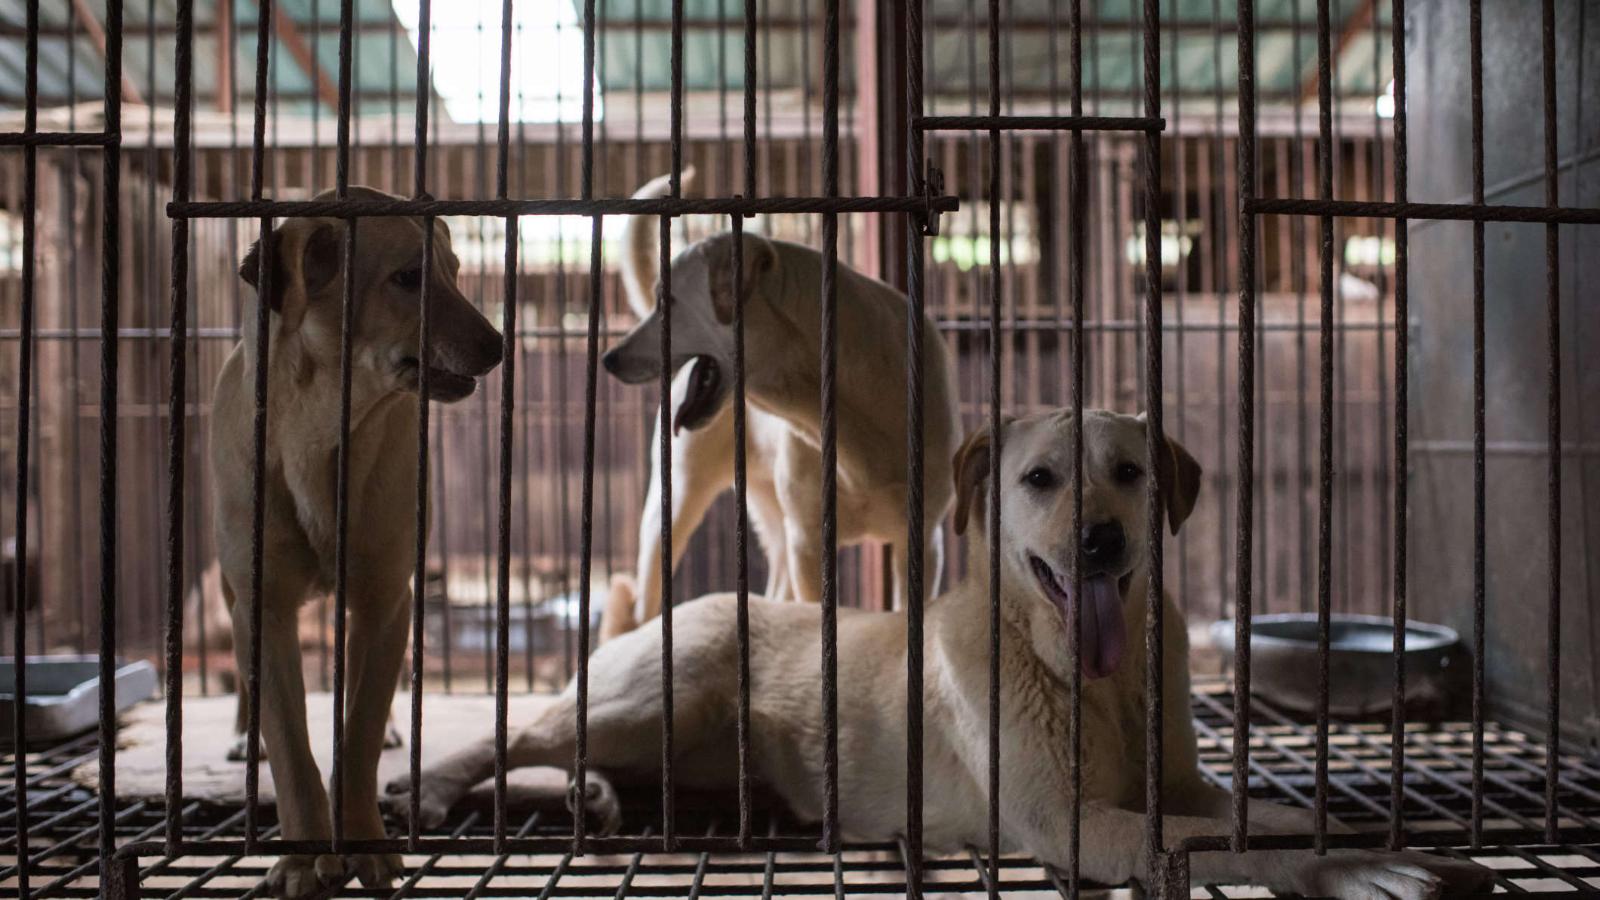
[574,0,599,854]
[820,0,842,857]
[1067,0,1085,891]
[409,0,435,853]
[329,0,359,850]
[166,0,196,855]
[1313,0,1335,855]
[905,0,928,893]
[1231,0,1256,853]
[243,0,273,849]
[1388,0,1410,852]
[1141,0,1165,883]
[492,0,517,852]
[660,0,687,844]
[13,2,38,893]
[1539,0,1562,844]
[1468,0,1486,849]
[735,0,758,849]
[98,0,124,876]
[985,0,1003,888]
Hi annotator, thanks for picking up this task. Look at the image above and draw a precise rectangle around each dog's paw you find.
[381,776,451,830]
[265,854,346,899]
[226,733,264,763]
[567,772,622,836]
[350,852,404,889]
[1297,849,1492,900]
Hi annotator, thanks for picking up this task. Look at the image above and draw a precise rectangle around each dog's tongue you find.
[1076,575,1126,679]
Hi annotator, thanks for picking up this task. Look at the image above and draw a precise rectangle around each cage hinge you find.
[921,162,946,237]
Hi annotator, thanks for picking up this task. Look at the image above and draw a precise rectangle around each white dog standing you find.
[599,171,960,640]
[388,408,1491,899]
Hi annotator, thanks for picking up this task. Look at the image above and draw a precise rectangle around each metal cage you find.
[2,0,1598,897]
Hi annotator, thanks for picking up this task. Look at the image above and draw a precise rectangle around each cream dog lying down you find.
[386,408,1491,899]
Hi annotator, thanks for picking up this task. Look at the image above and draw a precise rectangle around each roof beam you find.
[1299,0,1377,105]
[252,0,342,111]
[70,0,143,104]
[216,0,235,113]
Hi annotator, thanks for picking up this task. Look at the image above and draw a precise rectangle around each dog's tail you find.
[620,167,696,321]
[598,573,640,643]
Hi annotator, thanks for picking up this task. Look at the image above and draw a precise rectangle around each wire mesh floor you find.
[6,683,1600,898]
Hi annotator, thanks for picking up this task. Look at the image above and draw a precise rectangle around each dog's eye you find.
[391,267,424,291]
[1114,462,1143,484]
[1023,467,1057,490]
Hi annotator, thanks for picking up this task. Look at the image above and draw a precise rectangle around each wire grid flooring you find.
[5,684,1600,898]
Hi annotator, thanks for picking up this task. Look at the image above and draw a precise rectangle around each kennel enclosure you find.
[1,0,1598,897]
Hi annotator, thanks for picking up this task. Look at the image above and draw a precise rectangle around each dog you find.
[385,408,1491,899]
[211,187,501,897]
[598,171,961,641]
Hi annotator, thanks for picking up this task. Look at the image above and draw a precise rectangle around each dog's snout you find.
[1081,521,1126,568]
[602,348,622,376]
[469,320,504,374]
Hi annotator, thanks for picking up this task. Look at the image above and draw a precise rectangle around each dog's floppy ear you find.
[1158,432,1202,535]
[952,418,1011,536]
[239,218,340,332]
[706,232,776,325]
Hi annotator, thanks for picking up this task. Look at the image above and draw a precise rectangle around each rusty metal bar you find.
[12,2,38,892]
[819,0,842,857]
[164,0,195,856]
[905,0,928,893]
[1540,0,1562,844]
[1388,0,1410,852]
[1313,0,1334,854]
[1469,0,1486,850]
[96,0,124,883]
[1140,0,1166,887]
[1230,0,1255,855]
[169,196,962,218]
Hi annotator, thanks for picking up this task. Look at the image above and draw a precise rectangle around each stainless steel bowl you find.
[1209,614,1464,718]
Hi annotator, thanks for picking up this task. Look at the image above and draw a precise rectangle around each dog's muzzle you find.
[398,356,480,402]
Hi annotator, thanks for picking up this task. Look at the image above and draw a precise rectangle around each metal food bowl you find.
[0,655,157,745]
[1209,614,1464,718]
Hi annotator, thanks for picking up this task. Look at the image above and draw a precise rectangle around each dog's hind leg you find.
[384,617,733,833]
[382,689,647,833]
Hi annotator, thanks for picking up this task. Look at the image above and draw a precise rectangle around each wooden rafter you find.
[69,0,143,104]
[252,0,342,111]
[216,0,235,113]
[1299,0,1378,105]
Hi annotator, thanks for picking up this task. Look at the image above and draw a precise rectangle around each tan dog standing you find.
[387,408,1489,899]
[211,188,501,897]
[599,172,960,640]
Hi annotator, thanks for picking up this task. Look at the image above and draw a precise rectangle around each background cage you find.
[0,0,1596,897]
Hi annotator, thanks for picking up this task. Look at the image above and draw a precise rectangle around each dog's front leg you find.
[230,586,343,899]
[334,588,410,889]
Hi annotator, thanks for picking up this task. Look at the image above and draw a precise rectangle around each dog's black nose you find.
[602,349,621,376]
[1081,521,1126,568]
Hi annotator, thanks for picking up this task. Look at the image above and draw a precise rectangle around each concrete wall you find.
[1408,0,1600,747]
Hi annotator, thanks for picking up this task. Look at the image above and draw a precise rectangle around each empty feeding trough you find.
[0,655,157,745]
[1210,614,1466,719]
